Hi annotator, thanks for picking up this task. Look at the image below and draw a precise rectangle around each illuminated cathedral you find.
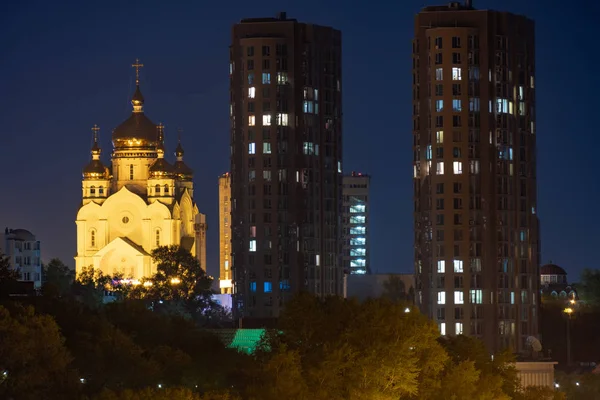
[75,60,206,279]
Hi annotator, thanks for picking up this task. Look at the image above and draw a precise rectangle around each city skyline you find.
[0,0,595,281]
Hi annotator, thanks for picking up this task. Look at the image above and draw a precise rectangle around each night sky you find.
[0,0,596,281]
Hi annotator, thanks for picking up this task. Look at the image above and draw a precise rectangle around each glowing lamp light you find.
[143,281,153,287]
[170,277,181,285]
[404,307,411,313]
[563,307,573,315]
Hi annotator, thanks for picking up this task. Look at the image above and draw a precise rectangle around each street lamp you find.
[563,303,575,366]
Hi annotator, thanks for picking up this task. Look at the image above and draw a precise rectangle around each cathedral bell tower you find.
[147,123,175,205]
[111,59,158,196]
[82,124,110,205]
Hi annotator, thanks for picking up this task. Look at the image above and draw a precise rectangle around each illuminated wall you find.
[219,173,232,293]
[342,173,371,275]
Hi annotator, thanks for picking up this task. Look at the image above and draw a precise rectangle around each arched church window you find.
[155,184,161,194]
[155,229,160,247]
[90,186,96,195]
[90,230,96,247]
[129,164,134,180]
[164,184,169,194]
[99,186,104,195]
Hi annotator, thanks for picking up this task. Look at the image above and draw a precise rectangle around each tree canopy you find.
[0,251,569,399]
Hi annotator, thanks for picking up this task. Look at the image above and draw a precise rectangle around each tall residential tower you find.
[219,173,233,294]
[342,172,371,275]
[230,12,343,319]
[412,2,539,352]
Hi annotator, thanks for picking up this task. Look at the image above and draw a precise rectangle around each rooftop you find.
[240,12,296,24]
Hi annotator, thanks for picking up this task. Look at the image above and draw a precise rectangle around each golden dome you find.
[112,83,158,149]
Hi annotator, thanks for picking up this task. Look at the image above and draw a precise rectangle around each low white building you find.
[1,227,42,288]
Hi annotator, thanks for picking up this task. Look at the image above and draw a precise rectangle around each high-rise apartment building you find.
[412,1,539,352]
[342,172,370,275]
[230,12,343,319]
[219,173,233,294]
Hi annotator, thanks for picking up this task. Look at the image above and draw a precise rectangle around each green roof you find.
[210,329,266,354]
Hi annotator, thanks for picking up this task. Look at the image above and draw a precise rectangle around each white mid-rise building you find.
[1,227,42,288]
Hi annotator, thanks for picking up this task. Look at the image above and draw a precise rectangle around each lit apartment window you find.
[470,289,483,304]
[435,68,443,80]
[440,322,446,336]
[435,99,443,112]
[437,291,446,305]
[455,322,463,335]
[452,67,462,80]
[436,130,443,144]
[454,291,464,305]
[436,162,444,175]
[453,259,464,273]
[437,260,445,273]
[453,161,463,175]
[277,72,288,84]
[262,73,271,84]
[277,113,289,126]
[263,114,271,126]
[452,99,462,112]
[263,143,271,154]
[248,143,256,154]
[248,87,256,98]
[248,115,255,126]
[249,240,256,252]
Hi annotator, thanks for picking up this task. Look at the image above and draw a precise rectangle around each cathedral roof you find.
[83,160,107,177]
[112,112,158,148]
[149,158,174,175]
[174,161,194,179]
[84,125,107,179]
[175,141,185,157]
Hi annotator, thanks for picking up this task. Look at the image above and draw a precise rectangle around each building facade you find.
[1,228,42,288]
[194,213,208,271]
[342,172,370,275]
[230,13,343,319]
[219,173,233,293]
[75,63,200,280]
[412,2,539,352]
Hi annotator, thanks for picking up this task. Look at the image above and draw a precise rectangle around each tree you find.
[42,258,74,298]
[437,335,515,399]
[93,387,240,400]
[0,305,78,400]
[244,345,308,400]
[381,275,408,302]
[578,268,600,307]
[256,293,448,400]
[518,386,566,400]
[0,253,20,297]
[129,246,218,324]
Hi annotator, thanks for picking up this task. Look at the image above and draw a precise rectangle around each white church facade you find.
[75,62,205,280]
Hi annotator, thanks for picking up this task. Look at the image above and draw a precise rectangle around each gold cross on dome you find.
[132,58,144,84]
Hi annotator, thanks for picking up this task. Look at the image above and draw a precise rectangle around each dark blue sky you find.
[0,0,596,280]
